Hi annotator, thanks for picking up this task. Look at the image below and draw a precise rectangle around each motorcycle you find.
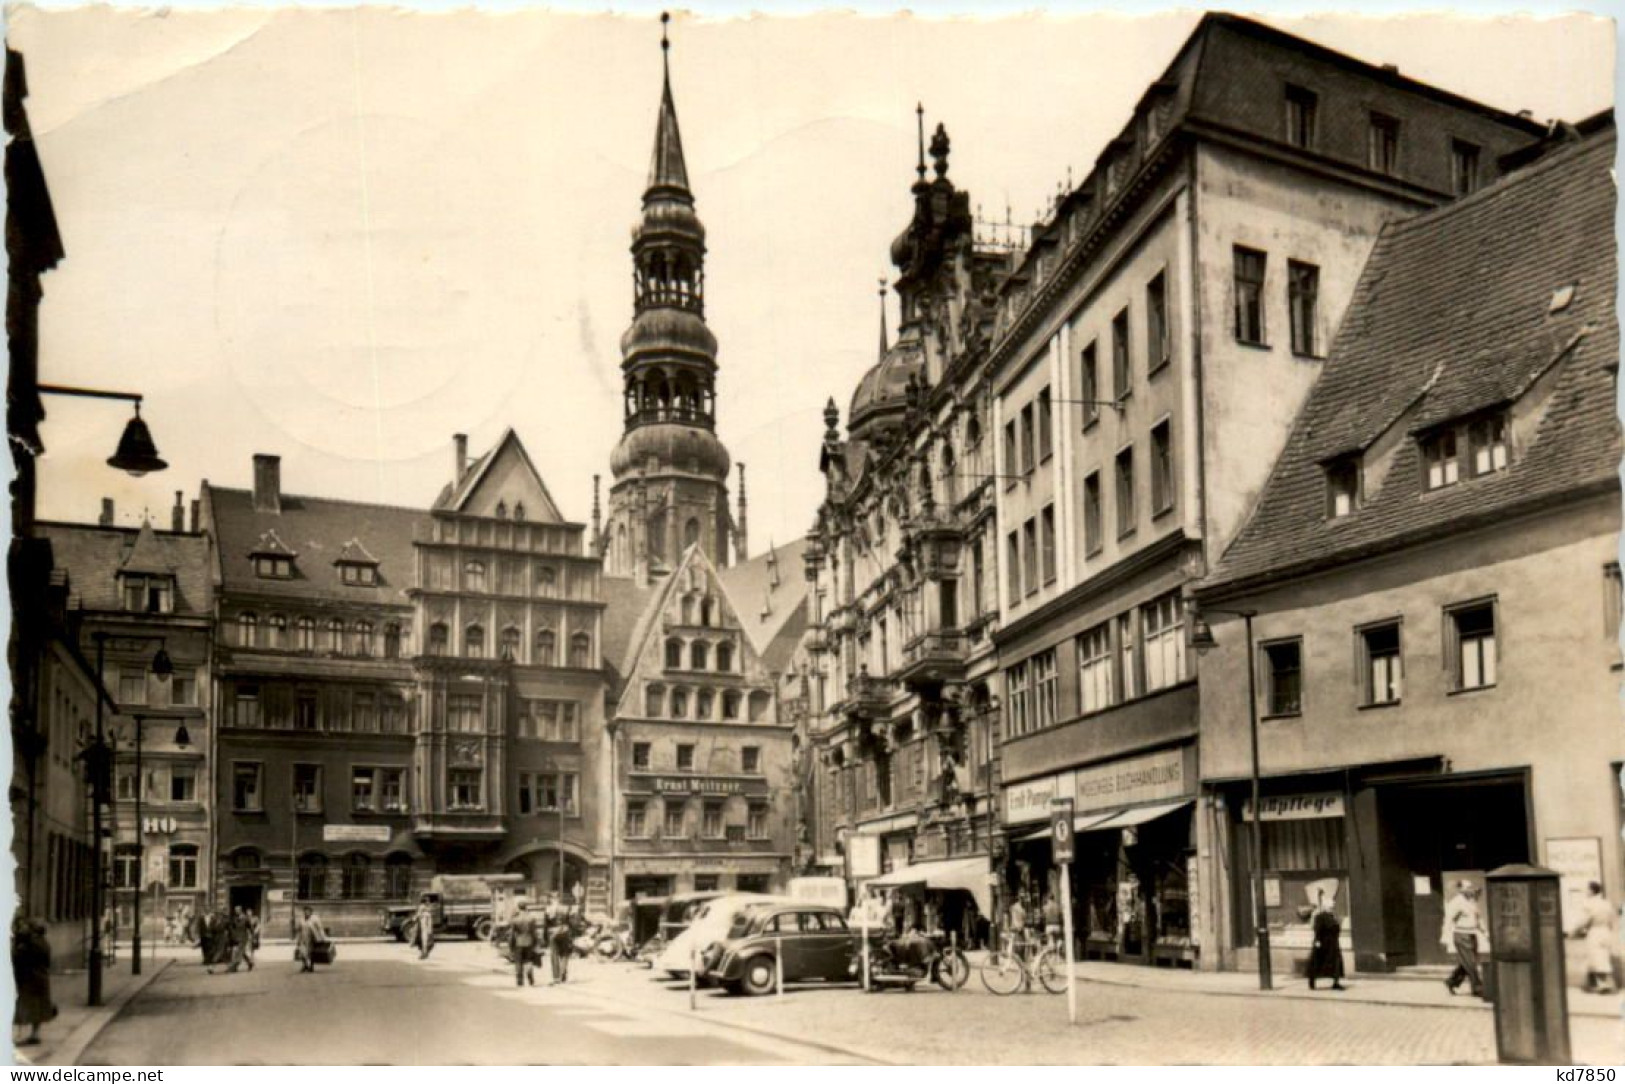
[635,933,665,969]
[594,924,637,961]
[851,929,969,992]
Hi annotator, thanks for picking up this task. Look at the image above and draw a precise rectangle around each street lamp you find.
[85,632,170,1005]
[1186,603,1271,992]
[118,712,189,976]
[36,385,168,476]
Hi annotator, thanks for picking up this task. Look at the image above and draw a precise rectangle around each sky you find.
[8,5,1614,552]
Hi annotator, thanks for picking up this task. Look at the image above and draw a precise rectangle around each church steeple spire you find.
[647,12,691,197]
[605,11,733,579]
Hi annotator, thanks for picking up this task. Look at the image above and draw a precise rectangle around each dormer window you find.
[250,530,297,579]
[513,502,526,522]
[1326,458,1361,518]
[495,500,509,520]
[1421,429,1460,491]
[333,539,378,587]
[120,573,174,614]
[255,556,293,579]
[1468,414,1509,477]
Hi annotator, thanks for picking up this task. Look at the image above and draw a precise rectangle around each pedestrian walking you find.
[246,909,261,965]
[510,906,540,987]
[545,894,572,985]
[1306,893,1346,991]
[1006,896,1028,954]
[412,900,436,960]
[11,916,55,1048]
[227,908,255,972]
[1567,880,1619,995]
[1441,881,1490,1000]
[294,906,329,973]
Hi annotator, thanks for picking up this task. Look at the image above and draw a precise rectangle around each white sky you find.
[9,6,1614,551]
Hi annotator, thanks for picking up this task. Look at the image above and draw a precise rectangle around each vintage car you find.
[654,894,788,979]
[699,902,858,996]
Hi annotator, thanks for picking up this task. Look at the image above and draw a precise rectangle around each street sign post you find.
[1052,798,1077,1025]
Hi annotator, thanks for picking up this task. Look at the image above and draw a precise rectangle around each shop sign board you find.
[1050,800,1074,865]
[1241,792,1345,822]
[323,824,392,843]
[1073,747,1188,815]
[848,833,882,879]
[1546,836,1603,923]
[639,774,770,797]
[1006,774,1063,824]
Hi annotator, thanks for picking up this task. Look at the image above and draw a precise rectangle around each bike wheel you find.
[1034,949,1068,995]
[979,951,1025,996]
[935,948,970,991]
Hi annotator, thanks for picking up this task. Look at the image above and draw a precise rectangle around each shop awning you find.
[1087,799,1193,831]
[1013,810,1120,842]
[864,856,993,914]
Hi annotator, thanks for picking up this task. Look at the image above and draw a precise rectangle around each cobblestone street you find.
[336,942,1625,1065]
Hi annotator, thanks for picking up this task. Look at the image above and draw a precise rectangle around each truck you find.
[379,873,533,943]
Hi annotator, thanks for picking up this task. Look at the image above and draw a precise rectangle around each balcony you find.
[412,811,506,842]
[897,509,963,579]
[831,671,894,722]
[804,627,828,654]
[896,629,969,688]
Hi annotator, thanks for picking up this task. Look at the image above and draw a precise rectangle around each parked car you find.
[655,894,787,979]
[699,902,859,996]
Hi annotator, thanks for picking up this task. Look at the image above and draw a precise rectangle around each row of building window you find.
[119,572,176,613]
[112,844,199,890]
[115,763,198,803]
[1282,82,1482,196]
[229,684,410,734]
[1326,411,1511,518]
[1233,248,1320,356]
[629,741,761,774]
[662,637,736,672]
[1258,601,1500,717]
[1006,590,1188,739]
[421,555,589,599]
[516,771,580,816]
[112,666,199,707]
[236,613,403,657]
[287,852,414,900]
[230,762,407,814]
[425,623,593,667]
[643,683,772,722]
[623,799,769,840]
[1004,423,1176,605]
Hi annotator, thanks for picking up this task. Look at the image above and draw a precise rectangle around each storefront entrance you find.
[228,884,264,920]
[1381,774,1530,965]
[625,875,674,900]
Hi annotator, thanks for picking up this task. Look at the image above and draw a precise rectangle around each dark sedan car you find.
[699,903,857,996]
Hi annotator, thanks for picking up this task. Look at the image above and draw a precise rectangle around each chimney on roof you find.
[99,498,114,527]
[252,454,282,514]
[454,434,468,483]
[171,491,184,532]
[1381,63,1399,75]
[189,499,200,534]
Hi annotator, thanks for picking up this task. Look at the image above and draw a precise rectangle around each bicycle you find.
[978,930,1068,996]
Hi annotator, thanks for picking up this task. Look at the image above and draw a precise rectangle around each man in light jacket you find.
[1442,881,1490,1000]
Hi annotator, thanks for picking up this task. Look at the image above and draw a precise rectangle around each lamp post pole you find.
[89,635,107,1007]
[1243,612,1272,991]
[131,715,144,975]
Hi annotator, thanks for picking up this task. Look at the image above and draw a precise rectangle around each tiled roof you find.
[718,538,811,675]
[207,485,428,605]
[38,522,212,616]
[600,574,655,684]
[1204,129,1619,595]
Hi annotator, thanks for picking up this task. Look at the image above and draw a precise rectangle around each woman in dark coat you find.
[1307,895,1346,991]
[12,916,55,1046]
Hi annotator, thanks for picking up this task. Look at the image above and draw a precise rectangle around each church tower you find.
[604,14,733,580]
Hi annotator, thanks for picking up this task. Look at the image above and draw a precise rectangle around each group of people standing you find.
[506,894,583,988]
[189,907,261,973]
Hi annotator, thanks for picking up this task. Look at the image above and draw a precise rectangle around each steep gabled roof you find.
[431,428,566,523]
[207,485,427,604]
[1204,128,1619,595]
[717,538,811,675]
[37,522,212,616]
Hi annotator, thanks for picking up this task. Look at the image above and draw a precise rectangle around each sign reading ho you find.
[323,824,392,843]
